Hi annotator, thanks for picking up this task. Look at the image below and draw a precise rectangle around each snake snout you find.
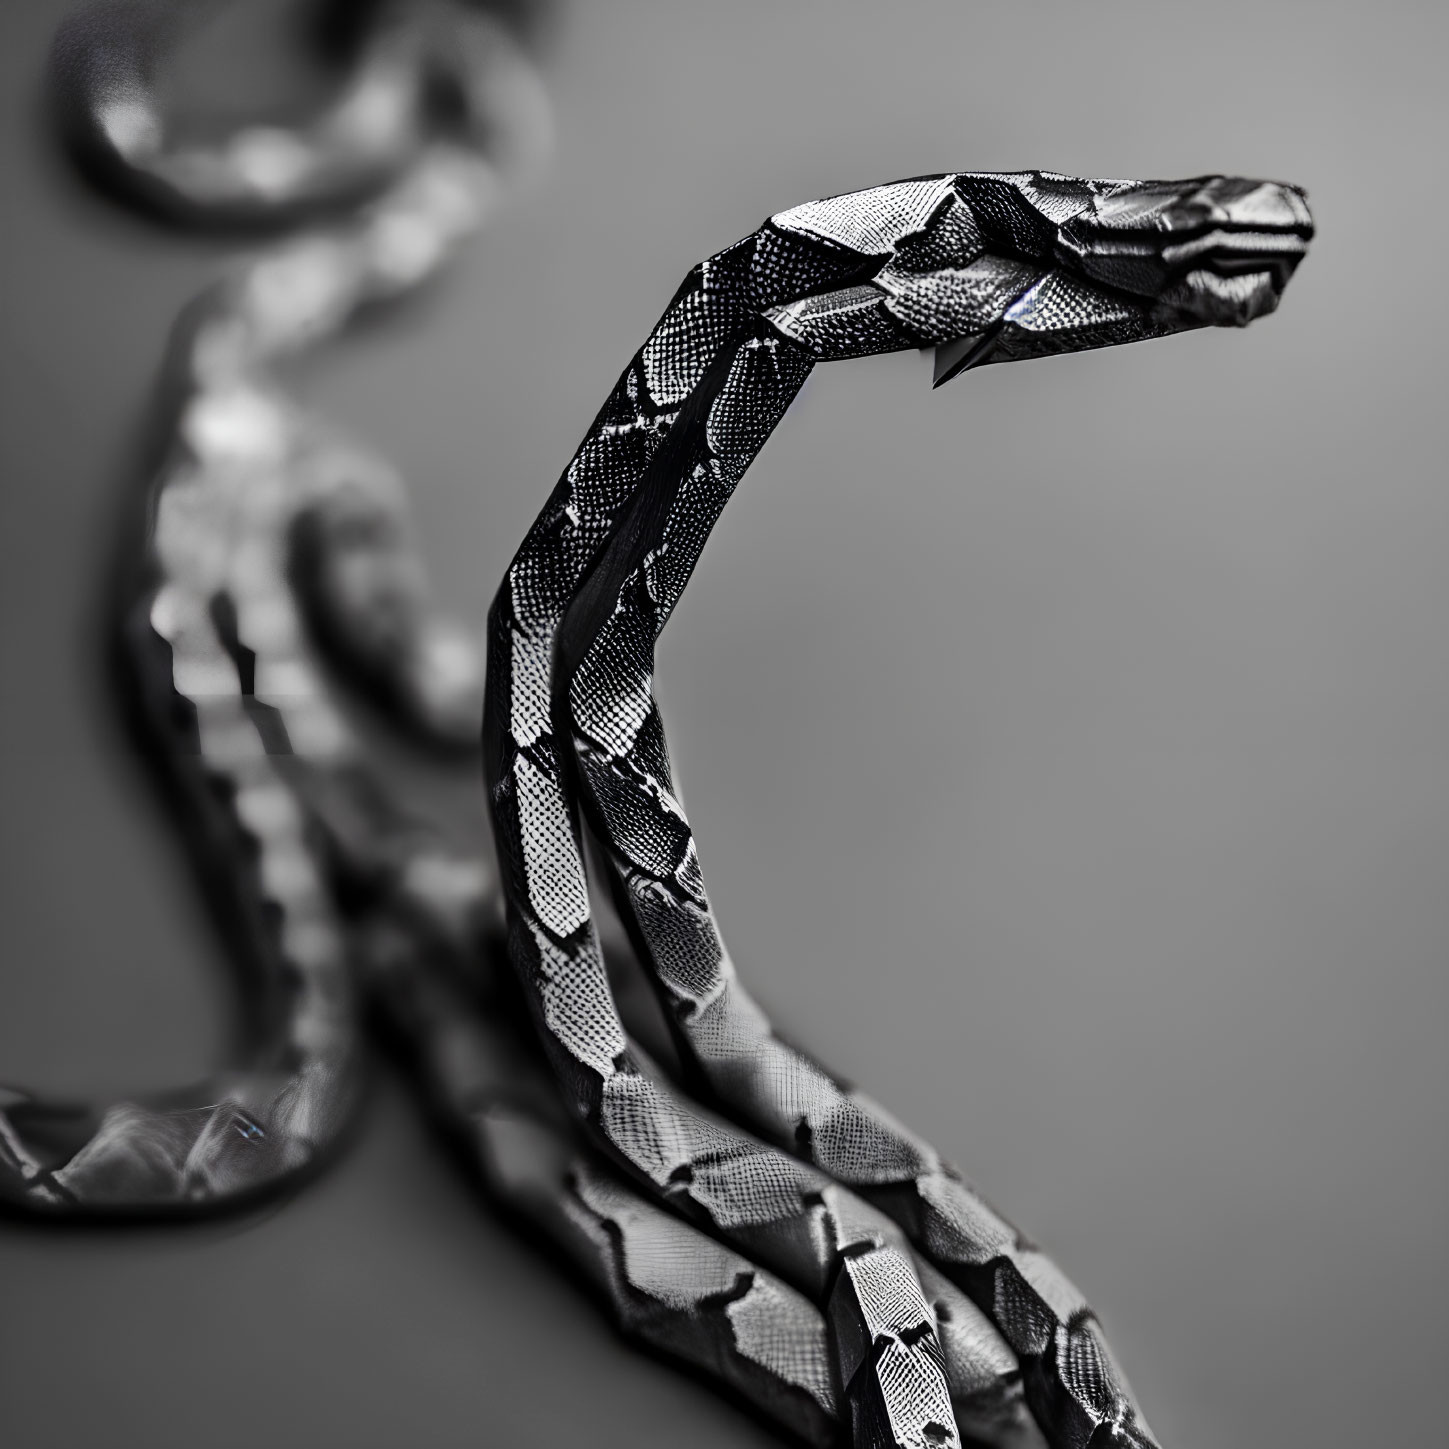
[1088,175,1313,239]
[1161,177,1313,326]
[1171,175,1313,236]
[1061,175,1313,327]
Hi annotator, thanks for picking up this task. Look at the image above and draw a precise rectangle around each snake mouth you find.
[1048,218,1311,329]
[1161,225,1310,326]
[1162,226,1309,281]
[1162,223,1311,326]
[1060,218,1310,292]
[1057,174,1314,324]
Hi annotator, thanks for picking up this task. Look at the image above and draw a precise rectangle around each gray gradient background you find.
[1,2,1445,1446]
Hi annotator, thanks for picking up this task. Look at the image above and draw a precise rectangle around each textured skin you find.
[1,5,984,1443]
[487,171,1312,1449]
[2,3,1316,1447]
[0,0,548,1215]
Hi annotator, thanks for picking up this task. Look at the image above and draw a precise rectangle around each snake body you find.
[1,5,848,1437]
[1,5,1312,1448]
[486,172,1311,1449]
[1,0,552,1210]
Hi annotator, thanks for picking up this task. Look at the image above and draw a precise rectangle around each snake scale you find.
[0,4,1312,1448]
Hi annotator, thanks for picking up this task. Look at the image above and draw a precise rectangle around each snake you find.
[0,4,1313,1448]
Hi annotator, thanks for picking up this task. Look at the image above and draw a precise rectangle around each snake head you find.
[761,170,1312,385]
[1055,175,1313,326]
[933,171,1313,381]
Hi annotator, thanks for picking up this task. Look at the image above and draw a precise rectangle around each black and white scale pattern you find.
[8,5,1051,1441]
[488,170,1312,1449]
[3,4,849,1439]
[3,4,1315,1445]
[0,0,573,1214]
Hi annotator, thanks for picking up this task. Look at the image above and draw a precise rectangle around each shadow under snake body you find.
[0,4,1312,1448]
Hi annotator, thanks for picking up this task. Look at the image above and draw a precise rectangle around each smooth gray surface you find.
[1,2,1445,1447]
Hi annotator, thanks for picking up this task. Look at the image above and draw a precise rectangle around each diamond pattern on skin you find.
[525,168,1307,1449]
[32,5,1322,1441]
[773,176,957,257]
